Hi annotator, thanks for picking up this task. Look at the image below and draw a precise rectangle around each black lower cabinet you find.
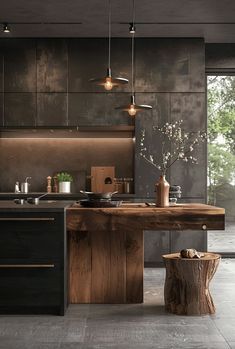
[0,211,67,315]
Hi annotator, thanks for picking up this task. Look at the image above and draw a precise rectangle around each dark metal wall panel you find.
[68,93,133,126]
[37,93,68,126]
[133,39,206,264]
[68,39,131,93]
[3,39,36,93]
[0,93,3,125]
[144,230,170,264]
[135,93,170,197]
[170,230,207,253]
[170,93,206,131]
[206,44,235,71]
[135,38,205,93]
[37,39,68,92]
[0,51,3,93]
[169,142,207,198]
[4,93,36,127]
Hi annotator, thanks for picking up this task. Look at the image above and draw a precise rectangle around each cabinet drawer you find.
[0,261,62,308]
[0,213,65,259]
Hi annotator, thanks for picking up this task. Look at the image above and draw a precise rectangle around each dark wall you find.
[133,38,206,264]
[0,138,134,192]
[0,38,207,264]
[206,44,235,72]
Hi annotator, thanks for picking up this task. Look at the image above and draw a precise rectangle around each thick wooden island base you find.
[66,203,225,304]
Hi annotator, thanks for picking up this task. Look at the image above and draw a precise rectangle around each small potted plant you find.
[56,172,73,193]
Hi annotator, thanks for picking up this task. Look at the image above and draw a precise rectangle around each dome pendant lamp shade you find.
[89,0,128,90]
[115,0,152,116]
[116,95,152,117]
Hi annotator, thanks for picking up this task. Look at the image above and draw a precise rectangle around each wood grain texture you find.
[126,230,144,303]
[91,166,115,193]
[67,203,225,232]
[109,230,126,303]
[69,230,91,303]
[66,203,224,304]
[91,230,110,303]
[162,252,221,315]
[68,230,127,304]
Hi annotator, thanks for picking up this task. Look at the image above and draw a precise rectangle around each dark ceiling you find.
[0,0,235,42]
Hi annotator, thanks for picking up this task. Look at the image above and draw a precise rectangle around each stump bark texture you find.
[162,252,221,315]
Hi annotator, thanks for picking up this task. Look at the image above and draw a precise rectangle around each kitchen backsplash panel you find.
[0,138,134,192]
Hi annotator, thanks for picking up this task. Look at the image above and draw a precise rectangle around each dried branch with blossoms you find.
[140,120,207,176]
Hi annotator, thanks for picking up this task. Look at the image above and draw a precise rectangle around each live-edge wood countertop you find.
[66,203,225,231]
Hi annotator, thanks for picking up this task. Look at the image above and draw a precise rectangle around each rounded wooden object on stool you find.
[162,252,221,315]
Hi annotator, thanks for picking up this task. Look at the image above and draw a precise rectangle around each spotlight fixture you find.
[89,0,128,90]
[129,23,135,34]
[3,23,10,33]
[116,0,152,116]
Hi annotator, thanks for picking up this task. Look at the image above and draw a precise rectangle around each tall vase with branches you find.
[140,120,206,206]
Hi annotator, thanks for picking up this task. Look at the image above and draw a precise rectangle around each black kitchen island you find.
[0,200,70,315]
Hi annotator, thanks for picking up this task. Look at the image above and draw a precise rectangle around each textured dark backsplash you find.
[0,138,134,192]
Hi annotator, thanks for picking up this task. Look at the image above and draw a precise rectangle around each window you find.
[207,76,235,255]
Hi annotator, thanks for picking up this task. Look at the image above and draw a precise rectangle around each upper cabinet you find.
[37,39,68,93]
[68,39,131,93]
[3,39,36,93]
[135,39,205,93]
[0,38,205,128]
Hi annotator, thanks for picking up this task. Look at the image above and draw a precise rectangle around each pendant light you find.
[115,0,152,116]
[89,0,128,90]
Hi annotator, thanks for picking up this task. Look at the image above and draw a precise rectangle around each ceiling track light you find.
[3,23,10,33]
[89,0,128,90]
[129,23,135,34]
[116,0,152,116]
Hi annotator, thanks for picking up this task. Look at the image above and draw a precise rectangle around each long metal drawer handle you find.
[0,218,55,221]
[0,264,55,268]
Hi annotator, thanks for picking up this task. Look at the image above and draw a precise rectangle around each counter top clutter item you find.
[140,120,206,207]
[78,200,122,208]
[162,252,221,315]
[169,185,182,204]
[20,177,31,193]
[91,166,115,193]
[57,172,73,193]
[47,176,52,193]
[80,190,118,201]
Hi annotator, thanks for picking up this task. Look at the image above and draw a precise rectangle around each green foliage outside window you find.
[207,76,235,205]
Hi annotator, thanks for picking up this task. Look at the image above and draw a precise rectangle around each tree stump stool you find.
[162,252,221,315]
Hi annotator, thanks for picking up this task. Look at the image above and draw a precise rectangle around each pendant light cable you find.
[108,0,111,71]
[131,28,134,96]
[131,0,135,95]
[89,0,128,89]
[115,0,152,115]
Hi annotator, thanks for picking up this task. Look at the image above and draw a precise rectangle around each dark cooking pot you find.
[80,190,118,200]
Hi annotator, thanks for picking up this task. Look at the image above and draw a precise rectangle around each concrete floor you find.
[208,222,235,253]
[0,260,234,349]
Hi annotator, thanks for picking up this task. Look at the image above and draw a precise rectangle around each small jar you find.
[123,178,134,194]
[114,178,124,194]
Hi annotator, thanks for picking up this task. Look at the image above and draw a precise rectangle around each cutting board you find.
[91,166,115,192]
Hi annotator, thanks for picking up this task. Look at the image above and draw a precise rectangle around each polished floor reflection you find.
[0,260,234,349]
